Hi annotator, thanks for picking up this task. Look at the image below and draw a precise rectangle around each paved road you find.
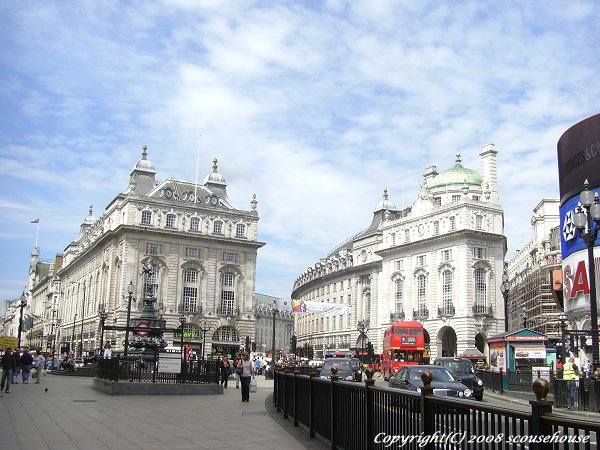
[0,373,323,450]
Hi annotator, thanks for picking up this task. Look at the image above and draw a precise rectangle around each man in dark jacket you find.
[11,348,21,384]
[20,348,34,384]
[1,348,16,393]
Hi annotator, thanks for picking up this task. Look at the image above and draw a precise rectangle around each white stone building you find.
[292,145,506,360]
[27,145,264,358]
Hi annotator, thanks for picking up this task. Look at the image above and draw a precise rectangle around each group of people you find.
[558,356,595,410]
[218,352,256,402]
[1,347,46,392]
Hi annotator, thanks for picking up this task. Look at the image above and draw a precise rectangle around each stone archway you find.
[475,332,486,353]
[437,326,457,358]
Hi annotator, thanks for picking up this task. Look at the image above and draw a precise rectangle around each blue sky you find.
[1,1,599,307]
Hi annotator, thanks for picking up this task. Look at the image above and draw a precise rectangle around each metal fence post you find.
[330,367,339,450]
[293,366,299,427]
[528,378,553,450]
[364,367,375,450]
[309,366,316,438]
[419,371,435,450]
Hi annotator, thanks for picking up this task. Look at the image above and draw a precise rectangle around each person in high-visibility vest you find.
[562,356,579,409]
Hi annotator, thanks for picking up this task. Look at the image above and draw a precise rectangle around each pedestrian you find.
[233,353,241,389]
[254,357,261,375]
[562,356,579,409]
[103,342,112,359]
[1,348,16,393]
[236,351,255,402]
[11,348,21,384]
[20,348,34,384]
[33,350,45,384]
[582,359,592,378]
[220,356,231,388]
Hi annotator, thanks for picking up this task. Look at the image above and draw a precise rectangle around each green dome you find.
[428,153,483,189]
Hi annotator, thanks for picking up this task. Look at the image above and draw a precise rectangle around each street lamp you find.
[558,312,568,366]
[179,314,187,363]
[573,179,600,372]
[70,313,77,355]
[52,318,61,361]
[271,300,279,364]
[16,292,27,349]
[500,270,510,332]
[357,320,368,363]
[124,281,135,358]
[99,307,108,354]
[197,319,212,361]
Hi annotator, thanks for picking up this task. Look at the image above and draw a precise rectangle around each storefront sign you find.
[514,346,546,359]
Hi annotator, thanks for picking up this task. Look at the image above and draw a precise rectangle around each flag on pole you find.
[30,219,39,223]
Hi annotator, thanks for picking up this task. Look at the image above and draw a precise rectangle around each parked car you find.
[319,358,359,381]
[388,365,474,399]
[432,357,484,401]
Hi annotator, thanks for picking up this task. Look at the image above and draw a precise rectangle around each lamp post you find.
[52,318,61,362]
[573,179,600,371]
[99,307,108,354]
[124,281,135,358]
[197,319,212,361]
[357,320,368,363]
[16,292,27,349]
[558,312,568,366]
[179,314,187,362]
[500,270,510,332]
[271,300,279,364]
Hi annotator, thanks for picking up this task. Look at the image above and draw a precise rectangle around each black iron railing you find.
[97,355,219,384]
[275,368,600,450]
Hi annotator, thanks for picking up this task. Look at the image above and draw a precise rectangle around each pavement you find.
[0,372,327,450]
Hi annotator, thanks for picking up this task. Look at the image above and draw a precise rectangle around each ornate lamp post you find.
[124,281,135,358]
[271,300,279,364]
[573,179,600,371]
[70,313,77,355]
[558,312,568,366]
[500,270,510,332]
[52,318,61,362]
[78,283,87,357]
[16,292,27,349]
[179,314,187,363]
[357,320,368,363]
[197,319,212,361]
[99,307,108,354]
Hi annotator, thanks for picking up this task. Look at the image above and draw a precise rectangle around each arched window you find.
[213,220,223,234]
[442,271,453,312]
[212,325,239,342]
[219,272,235,315]
[394,279,404,314]
[190,217,200,231]
[182,268,198,313]
[474,268,487,312]
[417,274,427,315]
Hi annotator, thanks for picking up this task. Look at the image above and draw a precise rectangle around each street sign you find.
[135,322,150,337]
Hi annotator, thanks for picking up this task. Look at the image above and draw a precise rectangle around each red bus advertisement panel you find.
[381,321,425,380]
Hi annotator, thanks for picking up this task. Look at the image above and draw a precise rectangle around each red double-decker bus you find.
[381,321,425,380]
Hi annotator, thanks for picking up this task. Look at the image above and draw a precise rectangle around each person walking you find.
[20,348,34,384]
[33,350,45,384]
[1,348,16,393]
[11,348,21,384]
[220,356,231,388]
[236,352,255,402]
[563,356,580,410]
[103,342,112,359]
[233,353,241,389]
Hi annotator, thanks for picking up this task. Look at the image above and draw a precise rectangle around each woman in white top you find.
[237,352,255,402]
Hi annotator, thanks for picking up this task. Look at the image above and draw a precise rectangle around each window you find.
[474,268,487,308]
[213,220,223,234]
[395,259,403,271]
[212,326,239,342]
[220,272,235,315]
[166,214,176,228]
[146,243,163,255]
[236,224,245,237]
[405,229,410,242]
[452,194,461,202]
[141,210,152,225]
[449,216,456,231]
[391,233,396,245]
[182,268,198,312]
[441,249,452,262]
[394,279,404,314]
[223,252,238,263]
[417,274,427,312]
[143,263,159,299]
[475,215,483,230]
[190,217,200,231]
[416,254,426,267]
[473,247,487,259]
[472,195,480,201]
[185,247,200,259]
[442,271,453,310]
[434,221,439,235]
[434,197,441,206]
[340,280,344,290]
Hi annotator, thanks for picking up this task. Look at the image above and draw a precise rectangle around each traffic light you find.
[245,336,250,352]
[252,341,257,352]
[291,335,297,354]
[367,341,374,359]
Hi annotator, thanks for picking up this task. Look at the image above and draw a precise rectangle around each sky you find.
[1,1,599,308]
